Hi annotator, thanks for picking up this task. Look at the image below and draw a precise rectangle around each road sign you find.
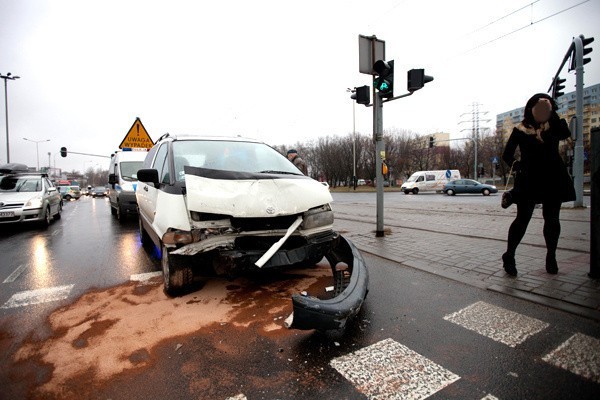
[445,169,451,179]
[492,157,499,164]
[359,35,385,75]
[119,118,153,149]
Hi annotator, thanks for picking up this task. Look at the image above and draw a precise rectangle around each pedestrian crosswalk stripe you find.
[130,271,162,282]
[0,285,74,309]
[3,264,27,283]
[542,333,600,383]
[443,301,549,348]
[330,338,460,400]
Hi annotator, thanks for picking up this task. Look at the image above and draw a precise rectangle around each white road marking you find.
[481,395,499,400]
[130,271,162,281]
[330,338,460,400]
[443,301,549,348]
[542,333,600,383]
[225,395,247,400]
[0,285,74,309]
[3,264,27,283]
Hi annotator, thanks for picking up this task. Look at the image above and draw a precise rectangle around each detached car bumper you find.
[285,235,369,331]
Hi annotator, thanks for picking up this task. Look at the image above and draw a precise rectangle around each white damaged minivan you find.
[136,134,368,331]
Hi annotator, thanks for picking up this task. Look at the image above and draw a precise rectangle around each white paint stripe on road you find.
[0,285,74,309]
[3,264,27,283]
[542,333,600,383]
[443,301,549,348]
[481,395,499,400]
[130,271,162,281]
[330,338,460,400]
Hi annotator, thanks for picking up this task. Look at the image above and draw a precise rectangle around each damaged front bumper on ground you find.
[285,235,369,331]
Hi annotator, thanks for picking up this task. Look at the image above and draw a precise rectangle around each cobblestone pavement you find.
[331,196,599,321]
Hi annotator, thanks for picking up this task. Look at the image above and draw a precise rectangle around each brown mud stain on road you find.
[8,265,333,399]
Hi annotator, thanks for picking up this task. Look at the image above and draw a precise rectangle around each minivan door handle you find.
[143,185,148,192]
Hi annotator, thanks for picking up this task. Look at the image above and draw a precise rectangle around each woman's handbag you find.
[501,162,517,209]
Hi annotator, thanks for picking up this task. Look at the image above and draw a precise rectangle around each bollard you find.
[590,127,599,279]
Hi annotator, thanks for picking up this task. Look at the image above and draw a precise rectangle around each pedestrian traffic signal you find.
[382,160,389,175]
[351,85,370,105]
[60,147,67,157]
[552,76,566,99]
[373,60,394,98]
[429,136,435,148]
[407,69,434,92]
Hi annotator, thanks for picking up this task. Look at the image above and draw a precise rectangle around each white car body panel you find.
[185,174,333,218]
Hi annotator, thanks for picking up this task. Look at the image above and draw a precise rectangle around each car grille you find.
[231,215,299,231]
[0,203,24,209]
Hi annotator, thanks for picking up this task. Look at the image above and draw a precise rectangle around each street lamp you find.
[1,72,20,163]
[23,137,50,171]
[347,88,357,190]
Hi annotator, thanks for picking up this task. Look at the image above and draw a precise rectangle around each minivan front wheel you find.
[161,243,193,296]
[412,188,419,195]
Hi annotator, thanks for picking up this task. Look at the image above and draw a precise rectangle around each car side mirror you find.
[48,187,57,193]
[137,168,160,188]
[108,173,117,185]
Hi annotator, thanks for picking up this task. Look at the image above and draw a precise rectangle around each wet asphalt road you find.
[0,195,598,399]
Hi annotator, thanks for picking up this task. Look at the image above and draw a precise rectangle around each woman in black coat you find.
[501,93,575,276]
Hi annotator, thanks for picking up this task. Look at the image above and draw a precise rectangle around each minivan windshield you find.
[406,174,420,183]
[172,140,302,176]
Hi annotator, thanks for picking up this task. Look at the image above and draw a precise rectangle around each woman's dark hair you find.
[522,93,557,128]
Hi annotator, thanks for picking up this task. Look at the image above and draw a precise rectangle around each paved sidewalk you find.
[332,201,600,321]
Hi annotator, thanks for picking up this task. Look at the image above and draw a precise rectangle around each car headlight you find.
[302,205,334,230]
[25,196,44,208]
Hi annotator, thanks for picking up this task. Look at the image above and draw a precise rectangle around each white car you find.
[0,164,62,227]
[135,134,368,331]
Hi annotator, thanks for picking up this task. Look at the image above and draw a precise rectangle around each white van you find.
[401,170,461,194]
[108,149,148,220]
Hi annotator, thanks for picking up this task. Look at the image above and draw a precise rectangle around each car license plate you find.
[0,211,15,218]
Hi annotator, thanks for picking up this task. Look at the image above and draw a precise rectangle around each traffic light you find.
[407,69,434,92]
[60,147,67,157]
[373,60,394,98]
[552,76,566,99]
[382,160,389,176]
[351,85,370,105]
[429,136,435,148]
[581,35,594,65]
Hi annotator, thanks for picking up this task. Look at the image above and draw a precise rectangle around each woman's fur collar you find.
[516,121,549,142]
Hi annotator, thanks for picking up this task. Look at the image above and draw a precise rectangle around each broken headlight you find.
[301,204,334,230]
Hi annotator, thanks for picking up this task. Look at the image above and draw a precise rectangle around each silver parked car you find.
[0,164,62,227]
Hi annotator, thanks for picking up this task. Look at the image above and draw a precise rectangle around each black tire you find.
[64,194,71,201]
[161,243,193,296]
[116,204,125,222]
[110,205,117,215]
[404,190,410,195]
[53,202,62,220]
[482,189,491,196]
[413,188,419,195]
[40,206,52,228]
[446,189,455,196]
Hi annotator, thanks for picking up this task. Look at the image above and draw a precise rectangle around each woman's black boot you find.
[502,252,517,276]
[546,254,559,274]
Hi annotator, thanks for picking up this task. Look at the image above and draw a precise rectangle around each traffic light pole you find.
[374,88,385,237]
[572,36,585,207]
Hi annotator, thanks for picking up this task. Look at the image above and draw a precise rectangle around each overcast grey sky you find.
[1,0,599,173]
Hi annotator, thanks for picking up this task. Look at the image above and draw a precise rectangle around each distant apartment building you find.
[496,83,600,149]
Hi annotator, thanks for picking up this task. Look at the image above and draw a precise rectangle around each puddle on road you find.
[9,265,333,398]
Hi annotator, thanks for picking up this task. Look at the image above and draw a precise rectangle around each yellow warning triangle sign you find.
[119,117,154,149]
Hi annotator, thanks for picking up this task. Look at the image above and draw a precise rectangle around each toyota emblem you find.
[266,206,275,215]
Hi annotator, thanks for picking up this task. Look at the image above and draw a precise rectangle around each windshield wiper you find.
[259,170,301,175]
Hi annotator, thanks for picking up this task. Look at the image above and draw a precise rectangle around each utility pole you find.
[460,102,490,179]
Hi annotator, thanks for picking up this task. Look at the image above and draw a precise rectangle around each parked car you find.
[443,179,498,196]
[58,185,82,200]
[0,163,62,227]
[92,186,108,197]
[135,134,368,331]
[108,149,147,220]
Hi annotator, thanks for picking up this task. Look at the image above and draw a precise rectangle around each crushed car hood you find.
[184,170,332,218]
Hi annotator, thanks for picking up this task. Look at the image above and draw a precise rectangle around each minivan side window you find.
[426,174,435,181]
[153,143,169,184]
[416,176,424,182]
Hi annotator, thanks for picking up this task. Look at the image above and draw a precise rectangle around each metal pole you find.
[590,127,599,278]
[3,78,8,163]
[35,142,40,170]
[374,91,384,237]
[353,99,356,190]
[573,36,585,207]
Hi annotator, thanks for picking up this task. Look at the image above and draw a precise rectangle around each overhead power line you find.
[470,0,540,33]
[465,0,590,53]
